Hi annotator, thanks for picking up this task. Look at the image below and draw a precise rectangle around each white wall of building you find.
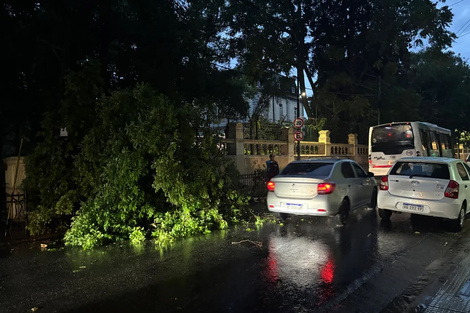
[210,92,306,131]
[263,95,303,123]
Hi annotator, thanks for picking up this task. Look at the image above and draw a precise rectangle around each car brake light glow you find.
[380,176,389,190]
[267,181,275,192]
[445,180,459,199]
[318,183,335,194]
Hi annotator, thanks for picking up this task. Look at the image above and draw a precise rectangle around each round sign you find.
[293,130,304,141]
[293,117,304,129]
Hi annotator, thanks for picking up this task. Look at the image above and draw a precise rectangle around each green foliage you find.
[411,49,470,131]
[22,62,252,249]
[23,120,79,235]
[26,206,57,236]
[456,130,470,147]
[23,61,104,235]
[243,117,283,140]
[47,83,251,249]
[129,227,146,246]
[63,210,105,250]
[304,117,326,141]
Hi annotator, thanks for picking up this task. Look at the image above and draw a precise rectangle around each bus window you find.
[439,133,453,157]
[419,129,430,156]
[428,131,439,157]
[370,124,415,154]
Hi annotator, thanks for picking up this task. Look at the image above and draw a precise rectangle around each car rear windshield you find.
[390,162,450,179]
[280,162,334,177]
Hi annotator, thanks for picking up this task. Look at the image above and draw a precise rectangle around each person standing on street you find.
[265,154,279,182]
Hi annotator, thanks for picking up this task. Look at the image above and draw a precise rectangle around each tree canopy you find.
[2,0,469,147]
[1,0,251,156]
[226,0,461,141]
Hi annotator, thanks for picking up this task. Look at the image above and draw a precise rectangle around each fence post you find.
[348,133,358,163]
[348,133,357,155]
[235,122,246,174]
[319,130,331,156]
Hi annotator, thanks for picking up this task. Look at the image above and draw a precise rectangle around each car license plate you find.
[285,203,303,210]
[402,203,424,212]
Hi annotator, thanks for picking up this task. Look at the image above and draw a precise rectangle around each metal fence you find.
[238,172,266,198]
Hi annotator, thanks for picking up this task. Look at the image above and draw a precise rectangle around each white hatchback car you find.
[377,157,470,231]
[266,159,377,225]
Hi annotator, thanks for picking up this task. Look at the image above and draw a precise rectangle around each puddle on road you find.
[258,214,381,312]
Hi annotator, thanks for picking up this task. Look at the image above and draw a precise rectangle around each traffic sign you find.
[293,130,304,141]
[293,117,304,128]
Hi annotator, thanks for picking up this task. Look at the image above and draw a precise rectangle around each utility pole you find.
[294,78,306,161]
[296,77,301,160]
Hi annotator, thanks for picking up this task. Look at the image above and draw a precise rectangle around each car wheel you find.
[450,205,466,232]
[337,199,350,226]
[370,188,378,209]
[378,208,392,220]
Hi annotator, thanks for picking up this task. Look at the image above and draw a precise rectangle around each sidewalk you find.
[0,222,62,248]
[424,250,470,313]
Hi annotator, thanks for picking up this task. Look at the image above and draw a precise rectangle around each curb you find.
[0,231,64,248]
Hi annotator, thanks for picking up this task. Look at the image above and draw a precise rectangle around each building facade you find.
[248,92,304,123]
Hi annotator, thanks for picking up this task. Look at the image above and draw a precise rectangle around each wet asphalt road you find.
[1,207,469,313]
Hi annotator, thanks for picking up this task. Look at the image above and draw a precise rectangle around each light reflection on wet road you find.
[0,207,465,313]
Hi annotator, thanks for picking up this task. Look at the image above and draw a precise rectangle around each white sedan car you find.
[377,157,470,231]
[266,159,377,225]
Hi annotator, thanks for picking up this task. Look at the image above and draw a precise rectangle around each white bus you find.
[368,121,454,176]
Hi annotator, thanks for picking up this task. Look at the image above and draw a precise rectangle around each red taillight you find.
[445,180,459,199]
[380,176,389,190]
[318,183,335,194]
[267,181,275,192]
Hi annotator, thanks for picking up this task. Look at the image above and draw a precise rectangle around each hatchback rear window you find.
[390,162,449,179]
[281,163,333,177]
